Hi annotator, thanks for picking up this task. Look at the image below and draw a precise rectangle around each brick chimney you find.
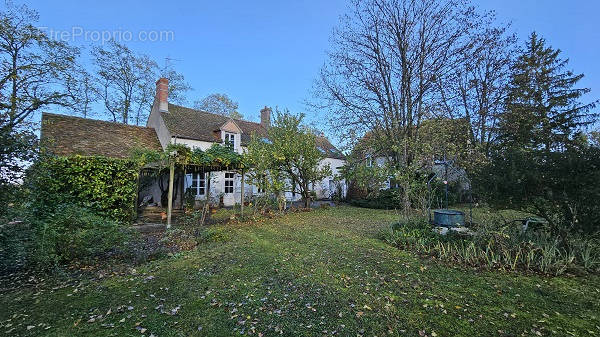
[260,106,271,129]
[155,78,169,113]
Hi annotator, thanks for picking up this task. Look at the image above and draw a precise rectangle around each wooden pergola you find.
[139,158,247,229]
[166,161,247,228]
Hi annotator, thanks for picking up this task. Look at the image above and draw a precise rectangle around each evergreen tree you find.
[499,32,597,151]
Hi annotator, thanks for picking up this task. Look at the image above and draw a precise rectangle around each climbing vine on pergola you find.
[131,143,248,227]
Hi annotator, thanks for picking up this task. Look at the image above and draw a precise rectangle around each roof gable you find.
[220,119,243,134]
[316,136,345,160]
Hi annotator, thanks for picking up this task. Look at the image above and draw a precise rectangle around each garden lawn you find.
[1,206,599,336]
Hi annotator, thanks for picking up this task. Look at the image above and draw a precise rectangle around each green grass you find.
[1,206,599,336]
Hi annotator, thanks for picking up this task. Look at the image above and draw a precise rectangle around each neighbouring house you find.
[41,78,346,209]
[347,119,472,200]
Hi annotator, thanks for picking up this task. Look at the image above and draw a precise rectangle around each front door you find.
[223,172,235,206]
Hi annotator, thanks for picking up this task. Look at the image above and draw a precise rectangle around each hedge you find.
[29,155,140,222]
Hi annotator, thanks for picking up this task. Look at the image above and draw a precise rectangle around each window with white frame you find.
[224,132,235,150]
[187,172,206,197]
[224,172,234,194]
[366,155,373,167]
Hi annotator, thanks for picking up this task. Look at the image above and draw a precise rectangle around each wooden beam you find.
[181,166,186,210]
[167,160,175,229]
[240,170,245,218]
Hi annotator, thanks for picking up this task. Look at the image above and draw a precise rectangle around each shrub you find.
[351,180,465,211]
[33,204,133,266]
[476,143,600,235]
[251,194,279,214]
[384,217,438,246]
[27,155,140,222]
[350,188,402,209]
[0,216,35,273]
[179,210,205,227]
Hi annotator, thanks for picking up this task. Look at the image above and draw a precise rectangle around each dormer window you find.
[224,132,235,150]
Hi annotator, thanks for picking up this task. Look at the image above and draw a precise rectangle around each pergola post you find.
[167,159,175,229]
[181,166,186,210]
[240,169,245,218]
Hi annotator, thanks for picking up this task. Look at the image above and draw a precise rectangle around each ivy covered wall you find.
[30,155,140,222]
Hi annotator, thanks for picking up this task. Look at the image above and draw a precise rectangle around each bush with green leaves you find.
[385,217,438,246]
[33,204,133,266]
[1,204,134,272]
[476,142,600,235]
[350,188,402,209]
[0,214,34,273]
[27,155,140,222]
[349,175,463,211]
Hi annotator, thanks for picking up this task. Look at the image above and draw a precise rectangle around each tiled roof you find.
[162,104,344,159]
[316,136,345,160]
[161,104,267,145]
[41,113,162,159]
[40,106,345,161]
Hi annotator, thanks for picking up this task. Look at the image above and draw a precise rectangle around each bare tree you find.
[93,42,192,125]
[438,14,516,155]
[194,93,243,119]
[65,66,98,118]
[313,0,478,208]
[0,1,79,130]
[92,40,157,125]
[160,62,192,105]
[314,0,474,165]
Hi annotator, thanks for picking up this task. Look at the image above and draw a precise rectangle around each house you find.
[41,78,346,208]
[346,119,472,200]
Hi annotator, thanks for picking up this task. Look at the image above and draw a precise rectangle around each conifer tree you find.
[499,32,597,151]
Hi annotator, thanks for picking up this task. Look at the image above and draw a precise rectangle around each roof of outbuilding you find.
[41,113,162,159]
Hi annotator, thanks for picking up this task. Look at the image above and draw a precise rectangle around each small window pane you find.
[224,172,234,193]
[224,133,235,149]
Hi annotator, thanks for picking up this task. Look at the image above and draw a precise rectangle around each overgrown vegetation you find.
[28,155,140,222]
[382,214,600,276]
[31,204,133,266]
[0,204,134,273]
[473,33,600,237]
[349,180,462,211]
[2,154,142,273]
